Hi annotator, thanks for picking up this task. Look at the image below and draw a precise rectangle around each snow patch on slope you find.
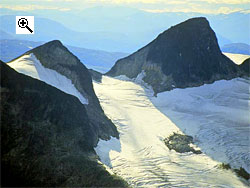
[223,52,250,65]
[8,53,88,104]
[94,137,121,167]
[115,71,154,94]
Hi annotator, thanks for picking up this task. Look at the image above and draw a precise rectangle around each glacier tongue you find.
[8,53,88,105]
[93,76,248,187]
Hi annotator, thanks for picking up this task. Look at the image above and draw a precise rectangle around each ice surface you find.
[223,52,250,65]
[8,53,88,104]
[94,76,248,187]
[151,78,250,173]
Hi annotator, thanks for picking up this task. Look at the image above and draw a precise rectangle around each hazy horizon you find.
[1,0,250,14]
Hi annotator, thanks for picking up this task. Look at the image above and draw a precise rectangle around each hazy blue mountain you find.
[0,29,14,40]
[221,43,250,55]
[0,15,136,52]
[216,33,232,47]
[1,7,248,53]
[0,39,42,62]
[207,12,250,45]
[66,45,128,72]
[0,39,128,72]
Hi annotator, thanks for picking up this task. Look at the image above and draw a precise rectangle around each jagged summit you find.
[107,17,241,94]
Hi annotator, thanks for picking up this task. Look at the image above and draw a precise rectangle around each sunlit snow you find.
[223,52,250,65]
[8,53,88,104]
[94,76,248,187]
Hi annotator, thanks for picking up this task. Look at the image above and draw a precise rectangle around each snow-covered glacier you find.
[93,76,249,187]
[151,78,250,173]
[8,53,88,104]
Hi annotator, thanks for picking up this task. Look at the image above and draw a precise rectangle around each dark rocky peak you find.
[26,40,118,142]
[29,40,92,99]
[107,17,240,94]
[30,40,80,67]
[148,17,222,62]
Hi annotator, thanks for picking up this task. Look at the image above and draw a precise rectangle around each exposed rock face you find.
[107,17,241,94]
[0,62,128,187]
[89,68,103,83]
[239,58,249,76]
[23,40,118,143]
[164,133,202,154]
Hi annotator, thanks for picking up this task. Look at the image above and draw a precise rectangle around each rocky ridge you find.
[11,40,118,143]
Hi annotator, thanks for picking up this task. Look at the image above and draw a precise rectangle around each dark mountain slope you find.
[89,68,103,82]
[0,61,128,187]
[239,58,250,76]
[12,40,119,143]
[107,17,241,94]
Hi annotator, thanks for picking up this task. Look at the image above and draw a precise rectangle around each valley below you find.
[93,76,249,187]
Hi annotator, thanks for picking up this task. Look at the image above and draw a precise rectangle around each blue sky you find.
[1,0,250,14]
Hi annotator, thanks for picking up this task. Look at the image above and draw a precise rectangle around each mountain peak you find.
[41,40,63,47]
[107,17,240,94]
[169,17,209,29]
[9,40,119,141]
[29,40,80,67]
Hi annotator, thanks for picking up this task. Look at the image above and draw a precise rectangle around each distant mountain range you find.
[0,39,128,72]
[221,43,250,55]
[1,7,249,52]
[0,15,136,53]
[107,17,249,95]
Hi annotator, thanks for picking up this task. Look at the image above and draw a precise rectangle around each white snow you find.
[151,78,250,173]
[223,52,250,65]
[8,53,88,104]
[94,76,248,187]
[94,137,121,167]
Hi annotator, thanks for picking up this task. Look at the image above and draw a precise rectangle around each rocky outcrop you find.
[0,61,128,187]
[107,17,241,94]
[218,163,250,180]
[239,58,249,76]
[164,133,202,154]
[89,68,103,83]
[16,40,118,143]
